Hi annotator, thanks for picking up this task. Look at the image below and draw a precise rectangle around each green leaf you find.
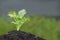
[8,11,16,18]
[18,9,26,18]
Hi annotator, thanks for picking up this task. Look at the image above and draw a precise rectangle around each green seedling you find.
[8,9,29,31]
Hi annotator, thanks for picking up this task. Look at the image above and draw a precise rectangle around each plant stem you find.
[17,26,20,31]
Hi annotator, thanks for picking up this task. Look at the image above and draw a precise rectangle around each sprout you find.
[8,9,28,31]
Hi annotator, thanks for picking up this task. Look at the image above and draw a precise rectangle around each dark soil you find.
[0,30,45,40]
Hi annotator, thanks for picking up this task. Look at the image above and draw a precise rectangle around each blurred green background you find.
[0,16,60,40]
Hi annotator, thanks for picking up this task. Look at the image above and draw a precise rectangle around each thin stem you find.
[16,24,22,31]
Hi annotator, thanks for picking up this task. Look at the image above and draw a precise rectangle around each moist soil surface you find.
[0,30,45,40]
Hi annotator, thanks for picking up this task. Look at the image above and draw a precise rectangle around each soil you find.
[0,30,45,40]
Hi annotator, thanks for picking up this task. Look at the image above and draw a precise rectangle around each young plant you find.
[8,9,28,31]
